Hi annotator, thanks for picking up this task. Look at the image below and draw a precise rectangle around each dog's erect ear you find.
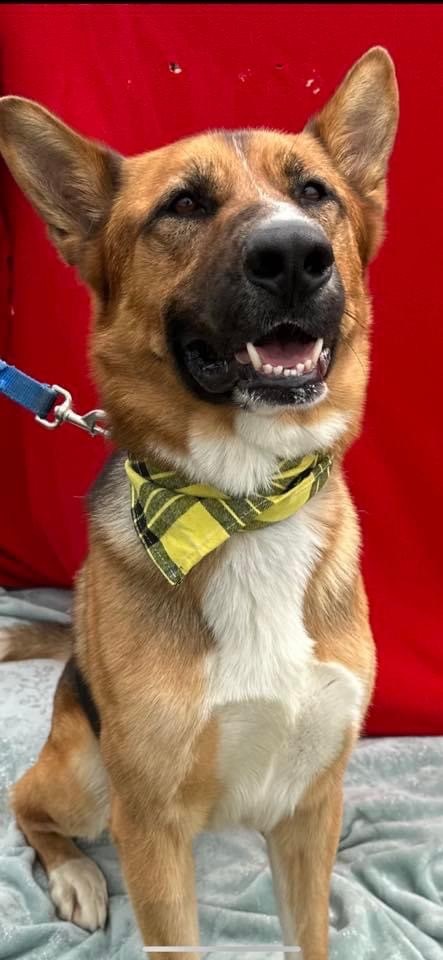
[0,96,121,266]
[307,47,399,206]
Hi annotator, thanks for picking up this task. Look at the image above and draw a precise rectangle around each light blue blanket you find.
[0,589,442,959]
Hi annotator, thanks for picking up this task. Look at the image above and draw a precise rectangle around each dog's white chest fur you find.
[202,498,362,833]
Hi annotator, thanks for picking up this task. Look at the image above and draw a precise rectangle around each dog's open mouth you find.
[181,322,332,407]
[234,328,330,379]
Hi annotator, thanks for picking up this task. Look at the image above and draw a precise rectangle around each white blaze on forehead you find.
[232,133,275,203]
[231,136,311,221]
[261,199,312,226]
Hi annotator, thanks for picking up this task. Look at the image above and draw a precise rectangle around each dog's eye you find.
[300,181,328,203]
[170,194,206,218]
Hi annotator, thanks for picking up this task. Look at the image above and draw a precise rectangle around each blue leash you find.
[0,359,59,418]
[0,358,109,438]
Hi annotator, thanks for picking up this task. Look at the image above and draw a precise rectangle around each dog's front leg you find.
[112,793,199,960]
[266,748,350,960]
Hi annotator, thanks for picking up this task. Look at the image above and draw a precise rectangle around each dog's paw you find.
[49,856,108,931]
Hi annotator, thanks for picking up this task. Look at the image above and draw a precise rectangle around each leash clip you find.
[36,385,110,438]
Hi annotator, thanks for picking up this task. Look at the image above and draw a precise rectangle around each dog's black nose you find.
[244,219,334,303]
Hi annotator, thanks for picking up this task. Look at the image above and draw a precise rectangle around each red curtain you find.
[1,4,442,734]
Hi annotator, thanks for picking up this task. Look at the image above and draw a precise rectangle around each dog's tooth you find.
[262,364,273,375]
[273,365,283,376]
[311,338,324,366]
[296,363,304,375]
[283,368,291,377]
[246,342,263,371]
[304,359,313,372]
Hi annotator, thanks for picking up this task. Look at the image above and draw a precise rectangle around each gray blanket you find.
[0,588,442,958]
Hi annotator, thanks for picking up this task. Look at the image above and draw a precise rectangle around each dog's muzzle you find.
[169,216,345,408]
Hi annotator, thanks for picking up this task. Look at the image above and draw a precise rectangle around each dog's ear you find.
[0,96,121,267]
[307,47,399,208]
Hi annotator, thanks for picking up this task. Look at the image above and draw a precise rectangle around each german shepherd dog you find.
[0,47,398,960]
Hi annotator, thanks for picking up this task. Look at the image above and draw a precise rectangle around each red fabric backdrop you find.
[1,4,442,735]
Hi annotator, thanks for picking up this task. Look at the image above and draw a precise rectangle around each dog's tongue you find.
[256,339,316,367]
[236,338,315,368]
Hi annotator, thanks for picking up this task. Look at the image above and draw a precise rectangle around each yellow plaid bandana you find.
[125,452,332,586]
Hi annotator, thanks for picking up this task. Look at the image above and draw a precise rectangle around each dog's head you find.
[0,48,398,490]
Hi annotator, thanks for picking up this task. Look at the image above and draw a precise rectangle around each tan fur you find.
[0,47,398,958]
[12,673,109,863]
[304,471,376,702]
[268,737,354,960]
[0,622,72,662]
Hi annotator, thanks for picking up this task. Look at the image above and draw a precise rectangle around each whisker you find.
[343,306,366,331]
[342,336,365,374]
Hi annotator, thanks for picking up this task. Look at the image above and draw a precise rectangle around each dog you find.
[0,47,398,960]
